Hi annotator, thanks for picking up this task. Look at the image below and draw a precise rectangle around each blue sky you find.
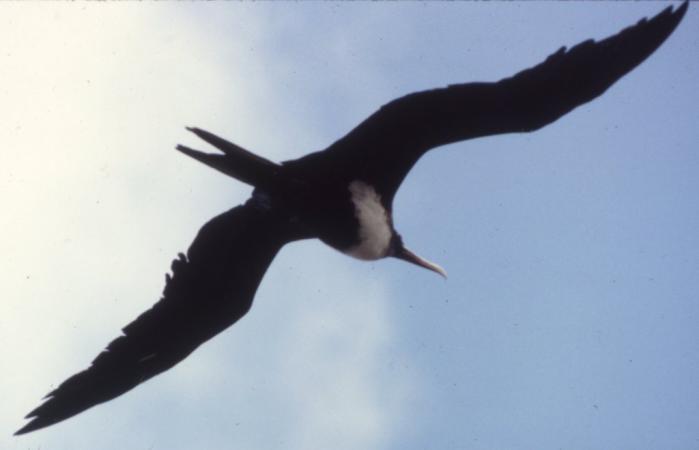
[1,3,697,450]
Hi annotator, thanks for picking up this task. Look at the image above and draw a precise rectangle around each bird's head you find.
[388,232,447,278]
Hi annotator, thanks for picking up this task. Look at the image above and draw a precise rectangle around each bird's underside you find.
[16,2,687,435]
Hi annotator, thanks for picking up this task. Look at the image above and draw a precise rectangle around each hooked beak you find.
[394,246,448,279]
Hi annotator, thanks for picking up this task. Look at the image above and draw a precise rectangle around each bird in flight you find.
[16,2,687,435]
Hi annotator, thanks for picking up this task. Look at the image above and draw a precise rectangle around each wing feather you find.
[16,201,299,434]
[315,2,687,204]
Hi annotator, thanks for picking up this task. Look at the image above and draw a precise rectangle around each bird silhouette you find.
[16,2,687,435]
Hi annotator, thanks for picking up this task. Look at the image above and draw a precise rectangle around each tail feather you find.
[177,128,280,189]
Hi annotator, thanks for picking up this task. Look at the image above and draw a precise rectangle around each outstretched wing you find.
[313,2,687,205]
[16,201,304,435]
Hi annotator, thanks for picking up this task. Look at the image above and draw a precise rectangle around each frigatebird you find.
[16,3,687,435]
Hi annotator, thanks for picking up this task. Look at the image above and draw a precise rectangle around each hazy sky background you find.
[1,3,697,450]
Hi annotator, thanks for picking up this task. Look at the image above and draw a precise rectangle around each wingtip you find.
[14,418,44,436]
[664,0,689,23]
[628,0,688,38]
[14,425,31,436]
[656,0,687,17]
[14,415,56,435]
[655,0,689,44]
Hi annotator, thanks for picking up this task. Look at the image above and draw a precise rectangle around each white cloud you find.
[274,255,404,450]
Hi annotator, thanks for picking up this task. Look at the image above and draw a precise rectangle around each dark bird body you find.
[16,3,687,435]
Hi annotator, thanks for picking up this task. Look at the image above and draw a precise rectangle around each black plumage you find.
[16,2,687,435]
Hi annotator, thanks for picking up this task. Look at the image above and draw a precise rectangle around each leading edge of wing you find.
[15,200,300,435]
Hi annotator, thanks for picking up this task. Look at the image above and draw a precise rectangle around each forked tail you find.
[176,127,281,189]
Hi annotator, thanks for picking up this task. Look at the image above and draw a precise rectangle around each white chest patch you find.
[345,180,392,261]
